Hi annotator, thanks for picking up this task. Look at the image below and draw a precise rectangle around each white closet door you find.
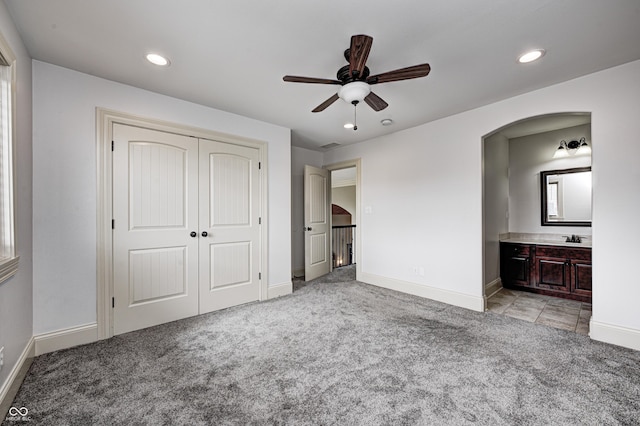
[198,139,261,313]
[112,124,199,335]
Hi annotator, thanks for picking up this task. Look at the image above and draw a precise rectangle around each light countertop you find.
[499,233,592,248]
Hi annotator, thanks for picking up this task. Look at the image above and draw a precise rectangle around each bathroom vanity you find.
[500,236,592,303]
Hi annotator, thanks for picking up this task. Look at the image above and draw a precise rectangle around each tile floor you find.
[487,288,591,335]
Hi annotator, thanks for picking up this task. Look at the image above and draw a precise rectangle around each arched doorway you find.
[482,112,592,335]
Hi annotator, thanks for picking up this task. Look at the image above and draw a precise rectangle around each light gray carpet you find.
[5,266,640,425]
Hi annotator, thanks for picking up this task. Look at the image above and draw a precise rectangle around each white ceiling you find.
[5,0,640,150]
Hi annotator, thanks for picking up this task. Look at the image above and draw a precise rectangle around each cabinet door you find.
[535,256,570,293]
[572,261,592,297]
[500,243,532,287]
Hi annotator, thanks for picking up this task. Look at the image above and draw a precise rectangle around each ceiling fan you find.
[283,34,431,114]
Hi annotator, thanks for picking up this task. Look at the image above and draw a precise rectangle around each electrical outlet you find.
[0,346,4,370]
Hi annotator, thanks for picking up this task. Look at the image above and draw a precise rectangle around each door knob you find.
[201,231,208,237]
[306,227,312,231]
[190,231,197,238]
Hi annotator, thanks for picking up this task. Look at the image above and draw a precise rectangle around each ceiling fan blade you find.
[367,63,431,85]
[349,35,373,79]
[312,93,340,113]
[283,75,342,85]
[364,91,389,111]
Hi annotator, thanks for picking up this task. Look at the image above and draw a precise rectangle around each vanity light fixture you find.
[343,123,355,129]
[553,137,591,158]
[146,53,170,66]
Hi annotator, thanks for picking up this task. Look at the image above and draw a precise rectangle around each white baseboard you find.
[589,320,640,351]
[360,272,485,312]
[267,281,293,299]
[34,323,98,356]
[0,337,35,418]
[485,278,503,299]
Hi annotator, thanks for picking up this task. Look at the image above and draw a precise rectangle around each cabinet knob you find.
[201,231,208,237]
[190,231,197,238]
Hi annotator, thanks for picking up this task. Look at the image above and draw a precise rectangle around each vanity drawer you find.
[502,243,531,257]
[536,245,591,261]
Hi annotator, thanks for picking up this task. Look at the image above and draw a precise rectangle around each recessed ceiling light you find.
[344,123,355,129]
[146,53,170,66]
[381,118,393,126]
[518,49,545,64]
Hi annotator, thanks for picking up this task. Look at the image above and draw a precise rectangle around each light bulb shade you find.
[338,81,371,103]
[576,141,591,155]
[553,146,569,158]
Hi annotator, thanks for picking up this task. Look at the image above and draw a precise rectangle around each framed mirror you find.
[541,167,591,227]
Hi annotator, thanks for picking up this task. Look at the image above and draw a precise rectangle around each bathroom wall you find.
[509,124,592,235]
[483,132,509,286]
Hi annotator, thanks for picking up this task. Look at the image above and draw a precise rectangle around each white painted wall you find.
[324,60,640,348]
[0,1,33,394]
[32,61,291,335]
[509,124,592,234]
[483,132,509,286]
[290,146,323,275]
[332,185,356,220]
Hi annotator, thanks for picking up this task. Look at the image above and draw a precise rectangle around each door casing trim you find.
[96,108,269,339]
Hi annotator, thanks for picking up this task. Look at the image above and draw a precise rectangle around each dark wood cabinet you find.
[500,242,591,302]
[500,243,533,287]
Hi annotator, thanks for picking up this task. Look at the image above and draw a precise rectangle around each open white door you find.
[304,165,330,281]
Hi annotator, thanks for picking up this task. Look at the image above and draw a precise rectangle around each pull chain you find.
[352,100,359,131]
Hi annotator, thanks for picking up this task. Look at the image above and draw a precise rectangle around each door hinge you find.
[259,272,262,280]
[258,162,261,170]
[112,219,115,229]
[111,141,114,151]
[112,297,115,308]
[258,217,261,225]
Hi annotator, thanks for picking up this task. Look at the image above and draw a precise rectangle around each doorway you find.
[482,113,592,335]
[296,159,361,286]
[330,167,357,269]
[326,160,361,282]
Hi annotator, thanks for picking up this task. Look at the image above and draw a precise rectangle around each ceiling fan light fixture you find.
[338,81,371,104]
[518,49,545,64]
[146,53,170,66]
